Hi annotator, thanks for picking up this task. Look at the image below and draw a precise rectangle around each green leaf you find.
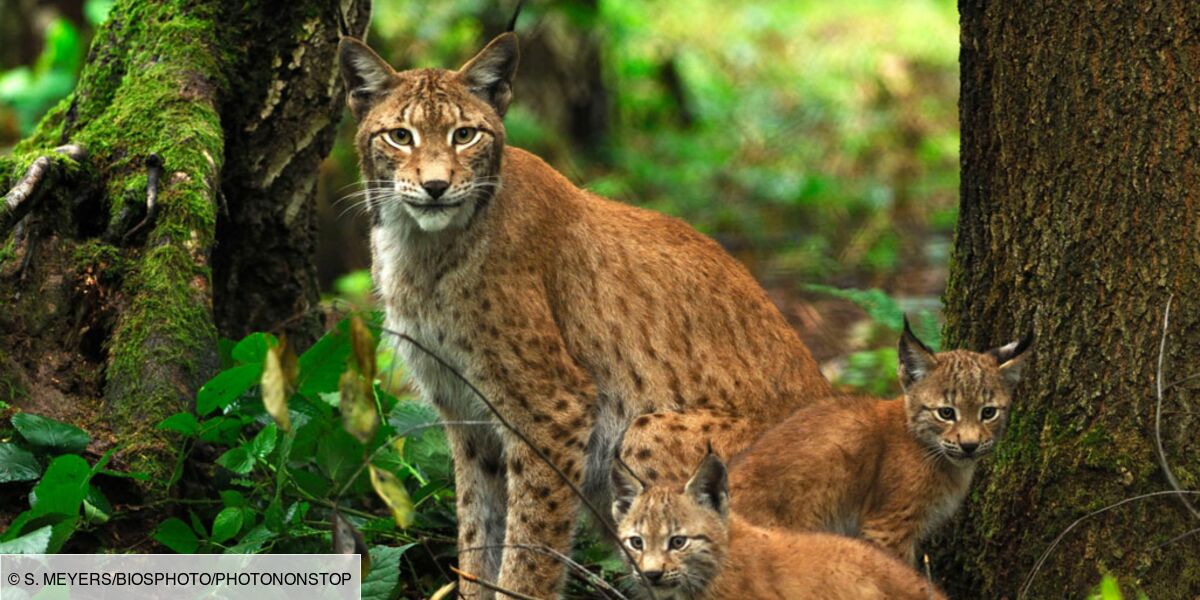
[316,429,364,485]
[29,455,91,516]
[233,332,277,365]
[386,400,438,436]
[220,490,246,508]
[12,413,90,454]
[224,524,272,554]
[156,412,200,435]
[216,447,255,475]
[1098,575,1124,600]
[197,364,263,415]
[249,423,278,459]
[264,499,285,533]
[297,317,377,397]
[154,518,199,553]
[0,443,43,482]
[82,484,112,524]
[369,466,414,528]
[362,544,415,600]
[0,525,52,554]
[211,507,244,544]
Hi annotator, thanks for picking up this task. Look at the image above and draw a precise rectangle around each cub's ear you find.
[898,316,938,390]
[338,38,397,121]
[987,330,1034,389]
[684,452,729,519]
[458,32,520,117]
[611,458,645,523]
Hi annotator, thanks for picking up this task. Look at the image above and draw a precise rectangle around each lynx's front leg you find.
[445,424,507,599]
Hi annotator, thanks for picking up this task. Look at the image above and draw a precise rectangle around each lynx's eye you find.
[981,406,999,421]
[669,536,688,550]
[936,407,957,421]
[627,536,644,551]
[382,129,413,149]
[452,127,481,147]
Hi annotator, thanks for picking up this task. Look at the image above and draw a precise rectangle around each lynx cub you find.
[612,453,947,600]
[338,31,830,598]
[729,319,1032,563]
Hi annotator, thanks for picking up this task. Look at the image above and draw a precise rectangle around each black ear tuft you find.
[611,458,644,523]
[988,330,1034,388]
[684,452,729,519]
[898,315,938,390]
[338,38,397,120]
[458,33,520,116]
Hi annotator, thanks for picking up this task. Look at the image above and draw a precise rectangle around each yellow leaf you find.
[331,509,370,579]
[349,315,376,380]
[391,436,405,455]
[369,465,414,528]
[340,370,378,444]
[261,345,291,432]
[430,582,457,600]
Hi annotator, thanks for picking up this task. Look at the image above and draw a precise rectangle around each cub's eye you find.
[669,536,688,550]
[981,406,998,421]
[936,407,957,421]
[627,536,644,551]
[453,127,479,145]
[383,129,413,149]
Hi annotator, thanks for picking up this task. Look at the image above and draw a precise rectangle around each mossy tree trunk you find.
[0,0,368,479]
[933,1,1200,597]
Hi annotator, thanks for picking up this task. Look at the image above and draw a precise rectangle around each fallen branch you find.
[1,144,87,235]
[1154,294,1200,521]
[1017,490,1200,599]
[450,566,541,600]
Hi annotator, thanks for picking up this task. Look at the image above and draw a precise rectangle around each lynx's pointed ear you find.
[458,32,520,116]
[611,458,645,523]
[988,331,1034,389]
[898,316,938,390]
[338,38,397,120]
[684,452,729,519]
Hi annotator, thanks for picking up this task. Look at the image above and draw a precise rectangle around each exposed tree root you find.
[0,144,87,234]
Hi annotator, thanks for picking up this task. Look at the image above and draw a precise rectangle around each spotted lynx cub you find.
[729,319,1032,564]
[612,453,947,600]
[338,31,830,598]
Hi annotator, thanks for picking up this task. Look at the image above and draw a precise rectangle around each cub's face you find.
[338,35,518,233]
[612,454,729,598]
[897,320,1033,464]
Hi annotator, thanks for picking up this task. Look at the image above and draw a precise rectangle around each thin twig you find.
[450,566,541,600]
[923,554,934,600]
[1154,294,1200,520]
[462,543,628,600]
[382,327,650,588]
[1017,490,1200,599]
[123,153,163,243]
[1,144,87,234]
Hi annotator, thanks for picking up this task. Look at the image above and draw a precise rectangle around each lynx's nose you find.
[959,442,979,457]
[642,570,664,584]
[422,180,450,199]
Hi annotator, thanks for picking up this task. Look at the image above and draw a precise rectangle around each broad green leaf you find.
[12,413,90,454]
[224,524,272,554]
[156,412,200,435]
[264,499,285,533]
[46,516,79,553]
[289,466,332,498]
[154,518,199,553]
[369,466,414,528]
[29,455,90,516]
[211,507,244,544]
[82,484,112,524]
[298,320,354,397]
[0,443,42,482]
[0,525,52,554]
[232,332,277,365]
[362,543,415,600]
[1098,575,1124,600]
[216,447,255,475]
[197,364,263,415]
[316,429,364,485]
[220,490,246,508]
[261,345,292,432]
[386,401,438,437]
[341,371,378,445]
[249,423,278,459]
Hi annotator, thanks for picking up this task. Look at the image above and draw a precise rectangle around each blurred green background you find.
[0,0,958,394]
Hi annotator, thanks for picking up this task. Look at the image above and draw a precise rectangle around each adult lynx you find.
[730,320,1032,563]
[338,32,829,597]
[612,453,947,600]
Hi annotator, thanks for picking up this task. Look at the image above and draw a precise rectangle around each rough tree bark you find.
[0,0,369,479]
[933,1,1200,597]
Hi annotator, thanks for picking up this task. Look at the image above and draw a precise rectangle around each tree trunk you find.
[0,0,368,479]
[935,1,1200,597]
